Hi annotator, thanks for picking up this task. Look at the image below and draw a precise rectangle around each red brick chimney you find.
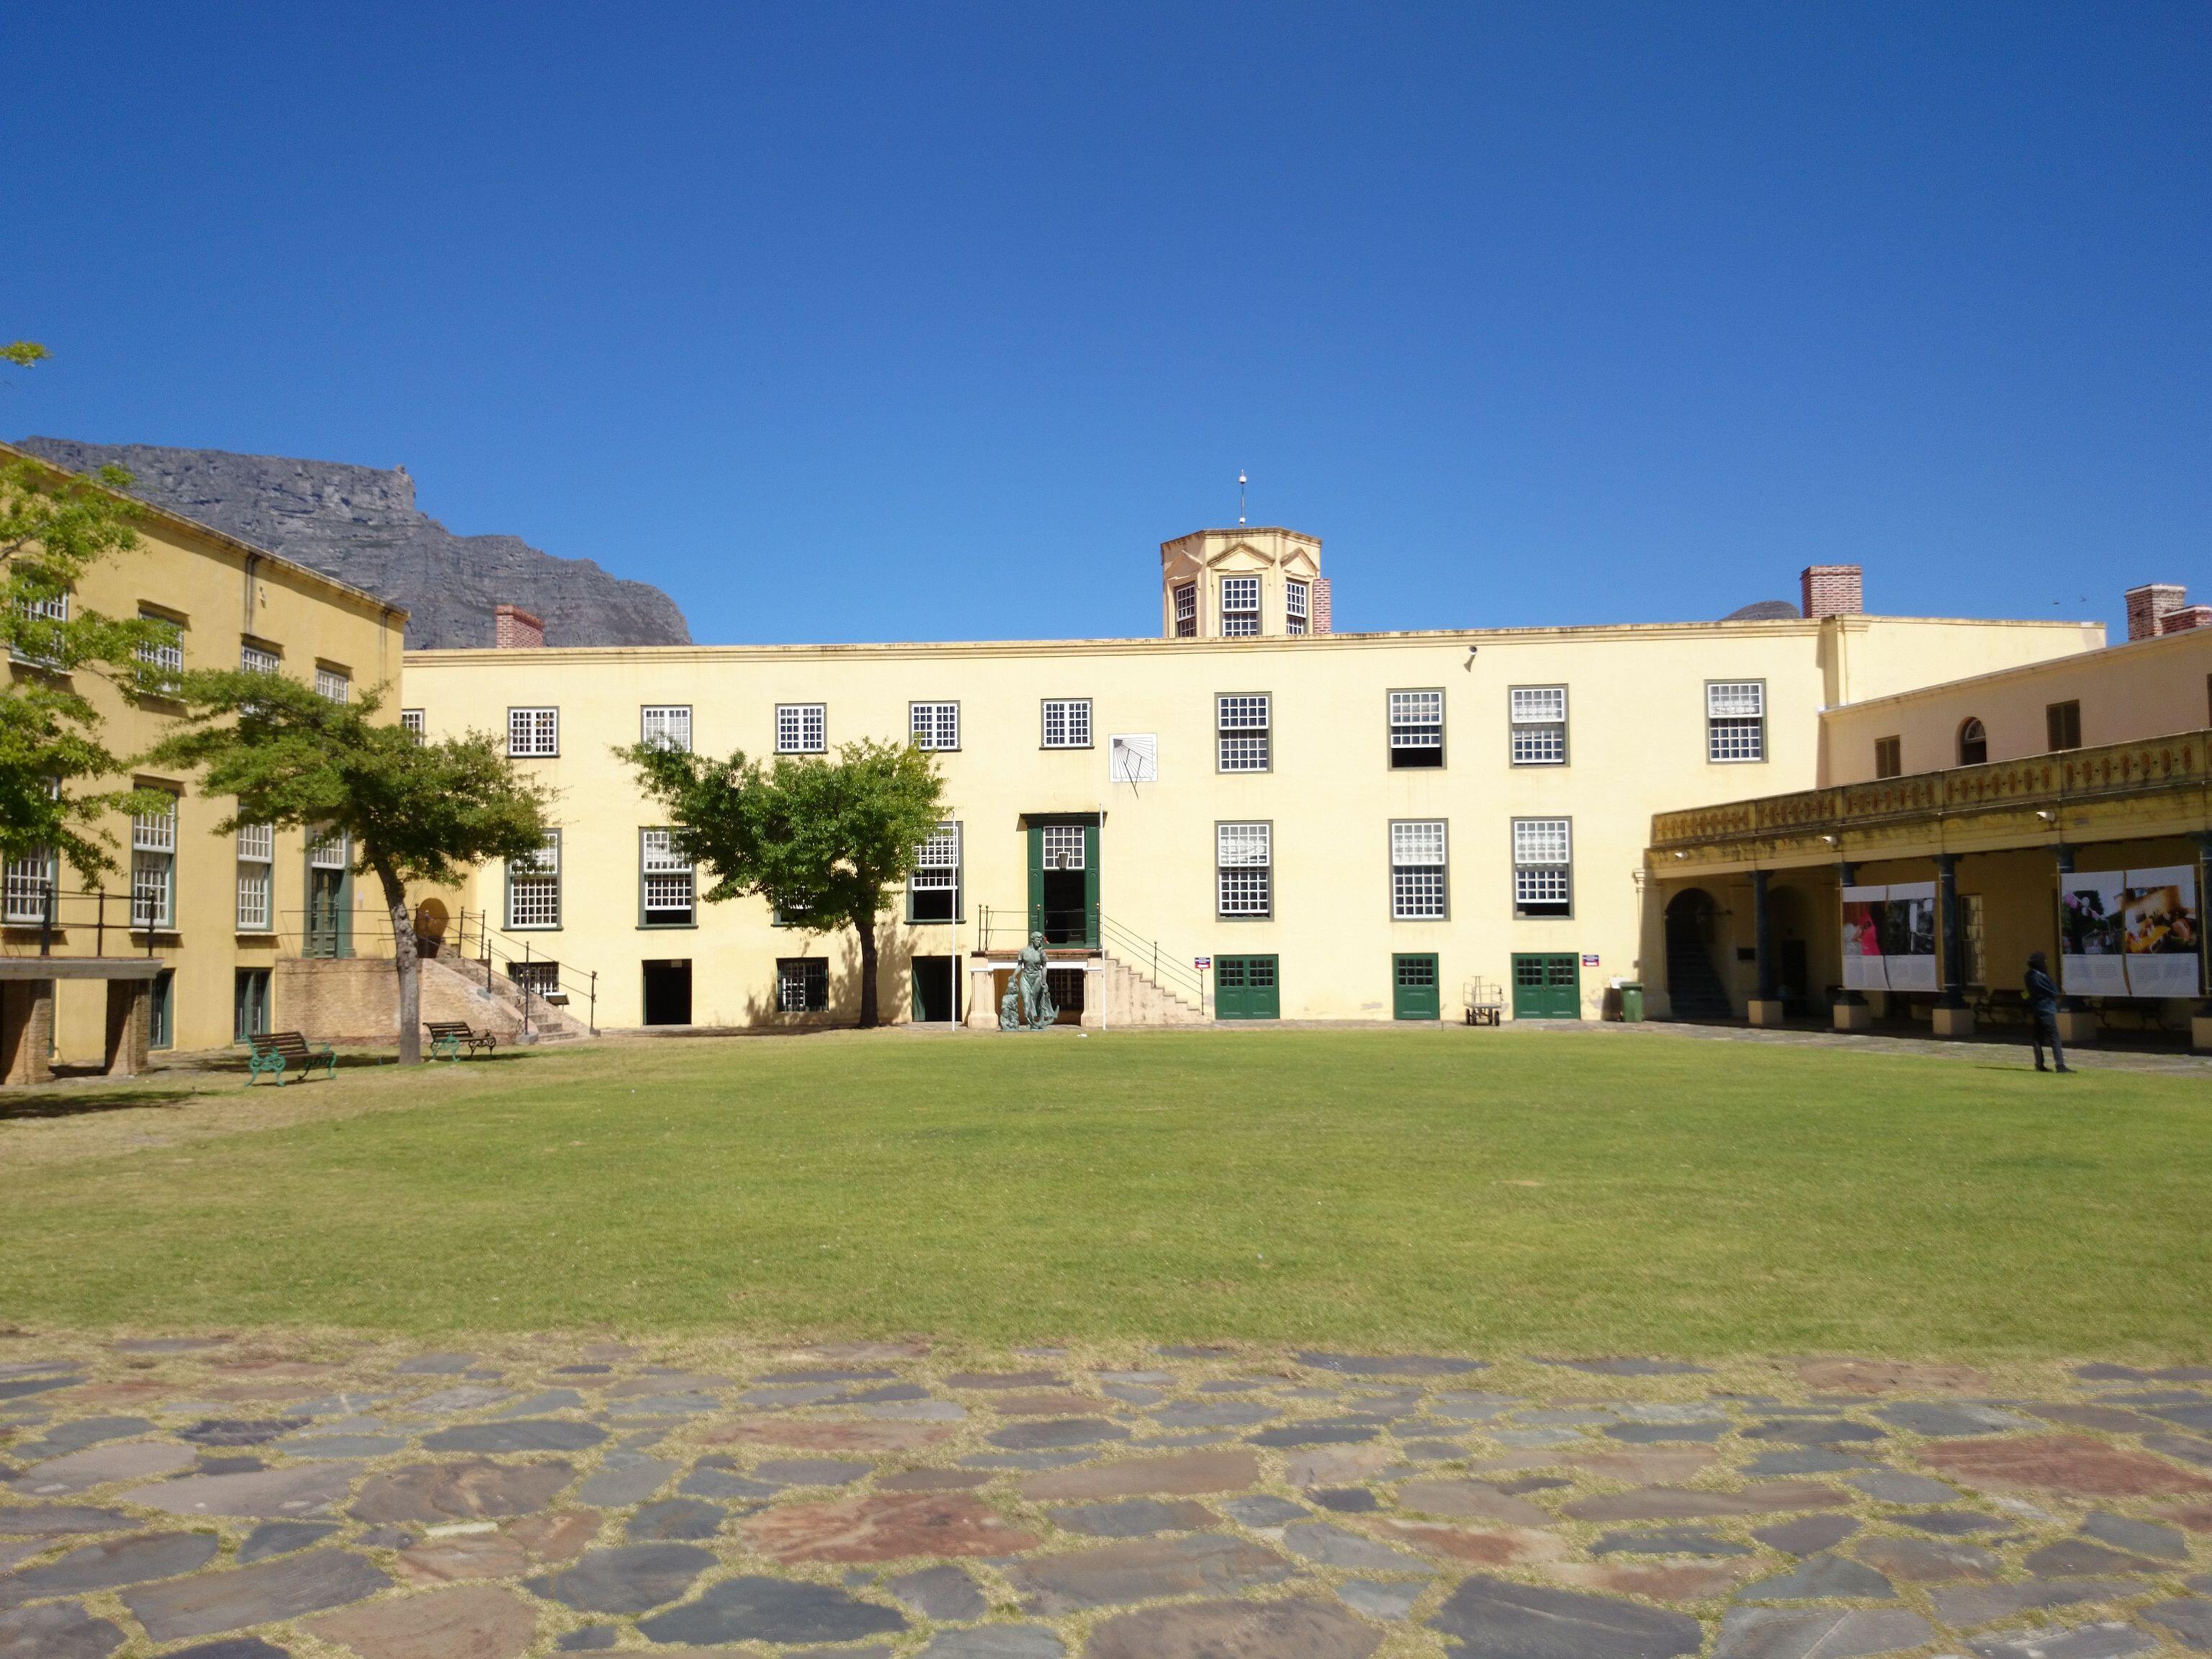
[2159,604,2210,636]
[1310,577,1332,635]
[1799,565,1863,619]
[2125,583,2188,642]
[493,604,545,649]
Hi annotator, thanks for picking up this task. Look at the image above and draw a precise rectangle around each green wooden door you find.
[1511,953,1581,1019]
[1215,954,1280,1020]
[1392,953,1441,1020]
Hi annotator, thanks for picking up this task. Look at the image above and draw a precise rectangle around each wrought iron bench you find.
[426,1020,498,1061]
[246,1030,337,1086]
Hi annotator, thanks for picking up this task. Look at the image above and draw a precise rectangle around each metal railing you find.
[445,909,598,1038]
[0,884,163,958]
[974,904,1206,1009]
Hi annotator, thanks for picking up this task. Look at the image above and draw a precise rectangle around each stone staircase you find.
[1092,953,1209,1025]
[421,955,593,1043]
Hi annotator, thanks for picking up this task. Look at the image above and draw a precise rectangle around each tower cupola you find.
[1159,527,1328,640]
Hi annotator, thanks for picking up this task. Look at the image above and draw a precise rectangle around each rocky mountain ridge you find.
[13,437,692,650]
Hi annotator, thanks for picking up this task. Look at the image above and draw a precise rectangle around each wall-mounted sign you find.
[1581,953,1600,967]
[1192,956,1211,970]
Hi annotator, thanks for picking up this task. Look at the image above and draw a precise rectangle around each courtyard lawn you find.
[0,1027,2204,1360]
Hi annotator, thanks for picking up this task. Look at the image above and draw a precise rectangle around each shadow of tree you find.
[0,1087,199,1122]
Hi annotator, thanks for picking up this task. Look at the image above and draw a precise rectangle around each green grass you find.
[2,1029,2206,1359]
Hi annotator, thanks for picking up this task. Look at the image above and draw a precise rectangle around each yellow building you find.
[1647,586,2211,1051]
[0,442,407,1076]
[402,530,2099,1033]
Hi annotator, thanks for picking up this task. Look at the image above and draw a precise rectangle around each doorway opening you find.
[911,955,958,1023]
[642,959,691,1026]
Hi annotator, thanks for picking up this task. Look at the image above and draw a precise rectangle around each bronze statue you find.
[1001,931,1057,1029]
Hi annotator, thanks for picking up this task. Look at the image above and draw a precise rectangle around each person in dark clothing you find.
[2024,951,2072,1072]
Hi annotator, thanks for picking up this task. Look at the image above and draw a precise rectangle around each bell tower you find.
[1159,527,1328,640]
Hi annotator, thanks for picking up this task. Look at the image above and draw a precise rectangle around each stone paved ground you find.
[3,1340,2210,1658]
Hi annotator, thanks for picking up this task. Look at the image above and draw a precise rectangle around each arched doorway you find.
[1664,888,1730,1020]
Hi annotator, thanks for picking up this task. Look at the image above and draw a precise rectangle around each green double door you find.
[1025,818,1099,948]
[1393,953,1440,1020]
[1511,953,1581,1019]
[1215,955,1279,1020]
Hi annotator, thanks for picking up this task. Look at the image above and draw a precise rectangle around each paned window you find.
[1706,680,1766,763]
[2046,700,2082,752]
[641,706,692,752]
[315,666,350,703]
[4,851,55,926]
[1509,685,1567,765]
[1390,819,1448,920]
[908,821,962,922]
[1220,575,1260,637]
[309,827,349,871]
[776,703,827,754]
[909,701,960,750]
[1958,718,1987,766]
[1512,817,1573,918]
[240,642,282,674]
[1388,690,1444,768]
[1286,581,1310,636]
[1041,824,1084,868]
[1217,693,1271,772]
[18,590,67,624]
[506,831,562,929]
[508,706,559,757]
[777,956,829,1012]
[135,611,184,693]
[640,829,695,927]
[1216,822,1272,917]
[236,823,274,932]
[1041,698,1092,748]
[400,709,426,739]
[1172,581,1197,638]
[1874,735,1902,779]
[132,799,178,929]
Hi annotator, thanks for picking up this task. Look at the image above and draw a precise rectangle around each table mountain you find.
[13,437,691,650]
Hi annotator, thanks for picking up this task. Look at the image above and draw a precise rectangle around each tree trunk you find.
[855,907,879,1029]
[374,857,421,1065]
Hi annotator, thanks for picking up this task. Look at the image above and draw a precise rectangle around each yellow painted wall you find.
[404,609,2096,1029]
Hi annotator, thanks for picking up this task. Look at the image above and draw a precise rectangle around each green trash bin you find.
[1620,982,1645,1023]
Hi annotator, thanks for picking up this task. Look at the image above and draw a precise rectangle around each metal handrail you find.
[974,903,1205,1007]
[447,909,599,1038]
[0,884,162,958]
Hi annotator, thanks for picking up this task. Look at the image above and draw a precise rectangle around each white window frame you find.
[1217,693,1272,773]
[640,828,696,927]
[1707,680,1766,763]
[506,831,562,930]
[18,590,67,624]
[1509,685,1568,766]
[508,706,559,757]
[240,642,281,675]
[1286,580,1310,636]
[1220,575,1261,637]
[1388,689,1444,766]
[135,611,184,691]
[641,706,693,752]
[1390,819,1449,920]
[4,850,55,927]
[1511,817,1573,918]
[1040,824,1085,869]
[400,708,426,740]
[907,820,962,924]
[1172,581,1197,638]
[1040,698,1092,749]
[909,701,960,751]
[1216,821,1272,918]
[236,823,275,933]
[131,799,178,930]
[776,703,827,755]
[314,666,350,703]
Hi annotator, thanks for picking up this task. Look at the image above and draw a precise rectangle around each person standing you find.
[2024,950,2072,1073]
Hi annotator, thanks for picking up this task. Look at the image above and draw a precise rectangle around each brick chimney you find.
[2125,583,2188,642]
[1310,577,1332,635]
[493,604,545,649]
[1799,565,1863,619]
[2159,603,2210,636]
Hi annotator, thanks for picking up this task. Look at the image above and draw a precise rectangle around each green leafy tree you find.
[0,439,184,884]
[624,737,946,1028]
[150,671,553,1064]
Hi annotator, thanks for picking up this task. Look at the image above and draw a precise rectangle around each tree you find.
[624,737,946,1028]
[0,441,183,884]
[149,670,553,1064]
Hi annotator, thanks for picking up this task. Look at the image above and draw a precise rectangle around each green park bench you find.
[426,1020,498,1061]
[245,1030,338,1086]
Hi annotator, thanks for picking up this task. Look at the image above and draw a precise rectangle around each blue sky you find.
[5,3,2205,644]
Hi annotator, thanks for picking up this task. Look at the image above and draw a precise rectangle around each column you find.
[1,980,55,1086]
[1834,860,1872,1030]
[1931,853,1974,1037]
[1747,870,1784,1026]
[2195,832,2212,1055]
[2052,845,2097,1044]
[104,979,151,1078]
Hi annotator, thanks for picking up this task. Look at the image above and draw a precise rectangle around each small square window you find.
[1388,690,1444,768]
[315,666,350,703]
[508,707,559,757]
[642,706,692,752]
[1218,693,1271,772]
[1041,698,1092,748]
[400,709,426,739]
[1220,576,1260,637]
[777,956,829,1012]
[240,642,281,675]
[910,701,959,751]
[776,703,826,754]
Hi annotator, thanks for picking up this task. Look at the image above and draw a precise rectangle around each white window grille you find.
[641,705,692,752]
[136,612,184,691]
[1216,822,1272,917]
[777,957,828,1012]
[240,642,281,674]
[1217,693,1271,772]
[1286,581,1310,636]
[1388,690,1444,767]
[1041,824,1085,869]
[1390,819,1448,920]
[776,703,826,754]
[315,667,350,703]
[400,709,426,739]
[909,701,959,750]
[131,800,178,930]
[1220,575,1260,637]
[641,829,696,926]
[308,828,349,870]
[1707,680,1766,763]
[1041,698,1092,748]
[507,831,561,929]
[1172,582,1197,638]
[908,821,961,922]
[1512,817,1573,917]
[4,853,55,925]
[1510,685,1568,765]
[508,706,558,757]
[236,823,274,933]
[132,802,177,853]
[18,590,67,624]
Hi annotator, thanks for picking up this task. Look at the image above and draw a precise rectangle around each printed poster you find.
[2059,871,2131,997]
[2118,866,2200,999]
[1881,881,1939,993]
[1840,885,1888,991]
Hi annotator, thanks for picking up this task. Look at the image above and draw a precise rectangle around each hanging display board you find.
[1840,882,1938,992]
[2060,866,2200,998]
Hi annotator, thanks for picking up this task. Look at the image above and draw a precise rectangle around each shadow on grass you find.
[0,1087,199,1121]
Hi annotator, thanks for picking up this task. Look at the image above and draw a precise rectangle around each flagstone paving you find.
[0,1341,2208,1655]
